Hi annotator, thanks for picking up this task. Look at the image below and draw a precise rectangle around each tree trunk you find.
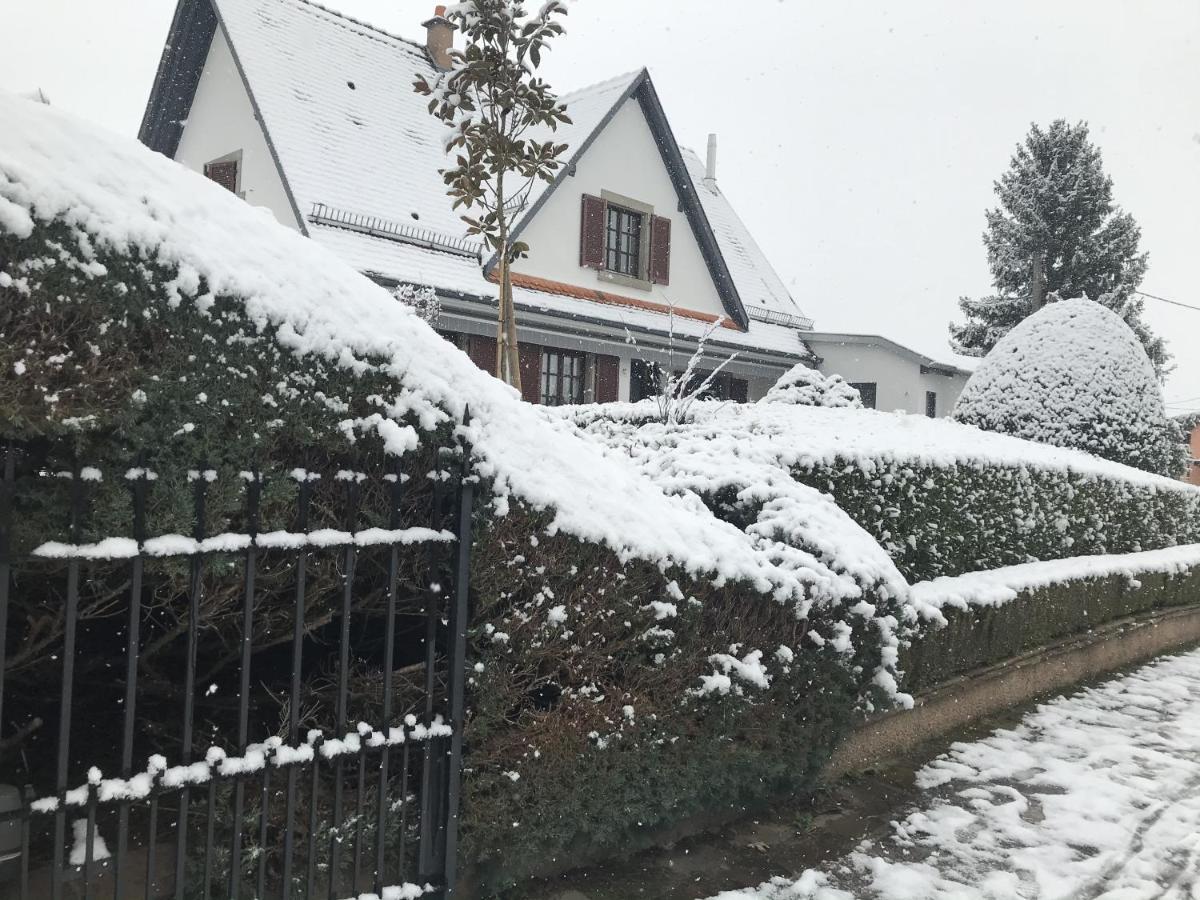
[495,251,523,392]
[1030,252,1046,313]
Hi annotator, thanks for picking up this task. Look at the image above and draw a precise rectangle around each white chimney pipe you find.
[705,133,718,184]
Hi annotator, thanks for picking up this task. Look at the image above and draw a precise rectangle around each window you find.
[925,390,938,418]
[849,382,877,409]
[674,369,749,402]
[203,155,240,194]
[630,359,662,402]
[540,349,586,406]
[605,204,643,277]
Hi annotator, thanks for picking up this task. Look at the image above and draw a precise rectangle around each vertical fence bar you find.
[305,745,320,899]
[256,769,269,900]
[396,743,410,885]
[352,746,366,891]
[416,466,445,881]
[0,443,13,770]
[201,777,217,900]
[83,782,98,900]
[329,479,359,898]
[441,442,474,897]
[229,471,261,900]
[174,468,209,900]
[280,476,312,899]
[373,467,403,893]
[145,789,159,900]
[114,461,149,899]
[51,462,84,900]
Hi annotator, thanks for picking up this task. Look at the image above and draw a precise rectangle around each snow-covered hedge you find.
[952,298,1184,477]
[562,401,1200,583]
[0,93,915,890]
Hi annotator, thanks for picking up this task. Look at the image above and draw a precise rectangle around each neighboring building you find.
[138,0,966,412]
[803,333,972,416]
[1183,419,1200,486]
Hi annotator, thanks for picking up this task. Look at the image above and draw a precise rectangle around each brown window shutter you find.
[580,194,606,269]
[204,160,239,194]
[519,343,542,404]
[649,215,672,285]
[595,355,620,403]
[467,335,497,377]
[730,378,749,403]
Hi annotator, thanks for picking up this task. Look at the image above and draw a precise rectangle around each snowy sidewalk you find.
[705,648,1200,900]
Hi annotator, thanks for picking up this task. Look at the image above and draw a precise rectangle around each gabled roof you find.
[803,331,975,377]
[139,0,813,350]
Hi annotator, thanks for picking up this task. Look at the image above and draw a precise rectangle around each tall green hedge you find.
[790,459,1200,582]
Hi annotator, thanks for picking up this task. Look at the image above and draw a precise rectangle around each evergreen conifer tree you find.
[950,120,1166,375]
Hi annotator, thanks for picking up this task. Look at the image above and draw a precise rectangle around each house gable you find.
[510,90,733,323]
[173,23,300,229]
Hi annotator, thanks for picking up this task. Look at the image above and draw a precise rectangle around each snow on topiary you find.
[952,298,1182,477]
[761,364,863,408]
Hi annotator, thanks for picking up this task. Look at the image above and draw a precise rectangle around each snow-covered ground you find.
[704,648,1200,900]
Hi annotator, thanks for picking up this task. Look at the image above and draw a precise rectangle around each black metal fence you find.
[0,434,474,899]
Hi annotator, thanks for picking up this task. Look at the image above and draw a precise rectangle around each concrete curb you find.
[829,601,1200,776]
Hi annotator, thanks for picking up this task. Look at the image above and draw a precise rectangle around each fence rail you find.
[0,433,474,899]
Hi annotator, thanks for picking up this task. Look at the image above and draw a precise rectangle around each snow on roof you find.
[198,1,804,354]
[680,149,811,328]
[0,90,843,611]
[804,331,975,376]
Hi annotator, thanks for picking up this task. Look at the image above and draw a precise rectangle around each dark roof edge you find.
[635,76,749,330]
[137,0,217,155]
[209,0,309,235]
[486,70,750,331]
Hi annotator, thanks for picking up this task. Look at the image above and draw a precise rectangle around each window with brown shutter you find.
[467,335,498,377]
[580,194,606,269]
[596,355,620,403]
[519,343,542,404]
[204,159,239,194]
[649,215,672,285]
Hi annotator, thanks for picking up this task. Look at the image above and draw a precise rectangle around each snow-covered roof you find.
[803,331,975,377]
[139,0,816,358]
[681,149,812,330]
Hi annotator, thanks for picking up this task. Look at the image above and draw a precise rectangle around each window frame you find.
[605,204,643,278]
[849,382,878,409]
[540,348,587,407]
[597,190,655,291]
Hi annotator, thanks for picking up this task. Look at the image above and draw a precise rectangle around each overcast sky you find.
[4,0,1199,408]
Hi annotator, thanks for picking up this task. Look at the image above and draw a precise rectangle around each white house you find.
[138,0,969,412]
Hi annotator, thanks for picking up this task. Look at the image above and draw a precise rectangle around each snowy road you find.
[705,649,1200,900]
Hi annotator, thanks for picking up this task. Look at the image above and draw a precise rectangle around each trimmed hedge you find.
[903,565,1200,694]
[791,459,1200,582]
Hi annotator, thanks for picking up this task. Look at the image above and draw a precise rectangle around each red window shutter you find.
[649,215,672,285]
[519,343,542,404]
[730,378,749,403]
[596,355,620,403]
[467,335,497,377]
[204,160,239,194]
[580,194,606,269]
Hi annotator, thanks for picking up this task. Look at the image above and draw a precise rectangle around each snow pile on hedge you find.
[760,364,863,408]
[911,542,1200,611]
[560,400,1200,582]
[952,298,1182,476]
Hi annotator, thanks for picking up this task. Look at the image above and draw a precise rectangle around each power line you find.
[1136,290,1200,313]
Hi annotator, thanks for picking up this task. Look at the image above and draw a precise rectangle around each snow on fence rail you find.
[0,439,476,899]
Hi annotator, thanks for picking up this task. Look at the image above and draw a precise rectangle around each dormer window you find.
[203,151,242,196]
[580,192,671,289]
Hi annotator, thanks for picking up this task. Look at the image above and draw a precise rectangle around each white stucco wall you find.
[810,340,969,417]
[174,27,299,229]
[511,97,726,319]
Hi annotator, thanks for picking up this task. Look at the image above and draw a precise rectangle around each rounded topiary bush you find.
[761,364,863,408]
[952,297,1182,476]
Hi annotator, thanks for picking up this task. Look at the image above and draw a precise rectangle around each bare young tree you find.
[415,1,572,389]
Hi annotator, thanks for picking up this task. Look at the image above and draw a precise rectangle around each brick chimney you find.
[423,5,456,72]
